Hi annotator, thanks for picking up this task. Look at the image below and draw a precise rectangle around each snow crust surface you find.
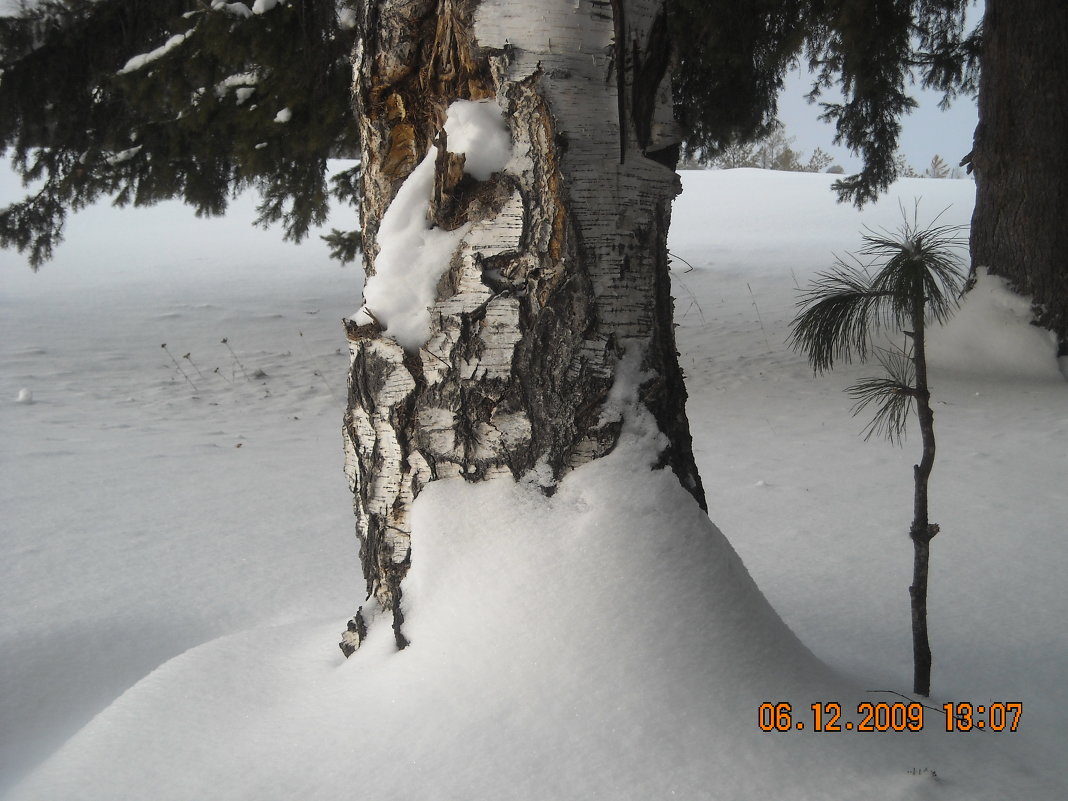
[2,168,1066,800]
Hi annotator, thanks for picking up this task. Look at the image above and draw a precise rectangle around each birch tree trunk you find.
[341,0,705,654]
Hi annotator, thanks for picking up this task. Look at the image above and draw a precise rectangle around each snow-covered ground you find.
[2,170,1065,799]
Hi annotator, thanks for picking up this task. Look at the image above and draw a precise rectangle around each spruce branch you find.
[321,228,361,264]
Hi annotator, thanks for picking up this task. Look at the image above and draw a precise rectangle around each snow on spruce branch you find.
[251,0,287,14]
[211,2,254,18]
[118,32,192,75]
[105,146,143,166]
[119,0,283,77]
[215,72,260,103]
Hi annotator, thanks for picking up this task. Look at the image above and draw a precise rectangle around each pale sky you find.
[778,66,979,175]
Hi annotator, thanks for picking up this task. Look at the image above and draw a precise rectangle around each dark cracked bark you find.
[970,0,1068,354]
[341,0,705,655]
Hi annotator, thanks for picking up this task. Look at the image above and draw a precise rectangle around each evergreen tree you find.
[804,147,834,173]
[711,141,759,169]
[701,124,832,173]
[754,122,803,170]
[5,1,1052,309]
[0,0,359,267]
[894,152,920,178]
[924,154,951,179]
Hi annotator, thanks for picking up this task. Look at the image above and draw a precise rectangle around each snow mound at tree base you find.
[927,268,1063,381]
[8,425,1050,801]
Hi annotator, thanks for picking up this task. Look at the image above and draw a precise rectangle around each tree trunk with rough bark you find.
[341,0,705,654]
[970,0,1068,354]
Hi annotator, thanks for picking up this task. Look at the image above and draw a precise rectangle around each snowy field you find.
[2,169,1066,799]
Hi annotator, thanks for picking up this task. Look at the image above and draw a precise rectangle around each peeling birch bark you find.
[342,0,705,654]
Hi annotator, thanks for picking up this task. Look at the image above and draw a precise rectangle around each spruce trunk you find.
[341,0,705,653]
[970,0,1068,353]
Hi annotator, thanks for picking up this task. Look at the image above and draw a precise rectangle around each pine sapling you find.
[789,208,966,697]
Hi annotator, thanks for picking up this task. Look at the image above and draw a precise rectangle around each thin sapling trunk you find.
[908,290,938,697]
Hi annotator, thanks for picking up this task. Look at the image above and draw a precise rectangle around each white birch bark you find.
[342,0,704,654]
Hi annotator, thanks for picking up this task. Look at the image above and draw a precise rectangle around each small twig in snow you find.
[161,343,198,391]
[865,689,974,727]
[672,274,705,323]
[221,337,250,382]
[183,352,206,379]
[747,282,771,351]
[298,329,339,402]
